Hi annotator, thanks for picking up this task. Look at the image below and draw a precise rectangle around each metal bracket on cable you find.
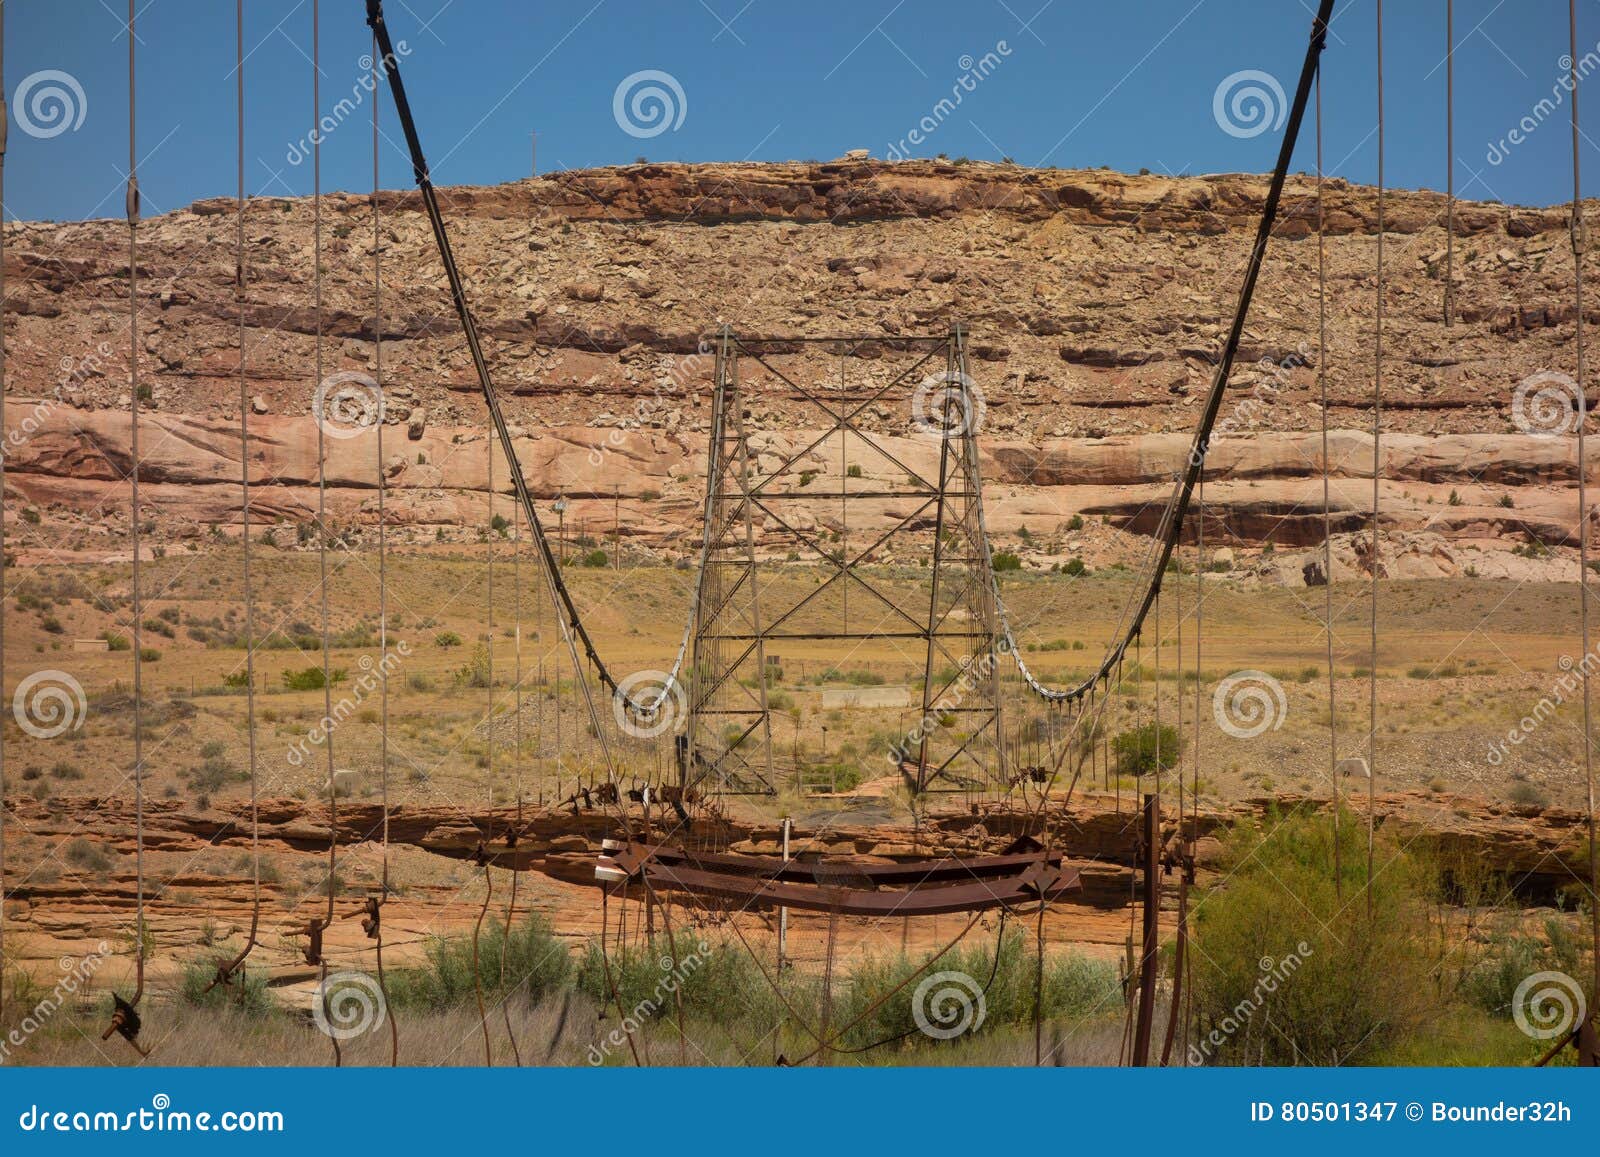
[101,993,149,1056]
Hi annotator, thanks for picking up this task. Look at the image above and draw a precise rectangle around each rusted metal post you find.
[1131,793,1160,1066]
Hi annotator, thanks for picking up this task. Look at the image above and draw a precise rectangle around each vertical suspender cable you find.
[0,0,9,1023]
[126,0,147,1022]
[1445,0,1455,326]
[96,0,153,1054]
[502,495,525,1066]
[1568,0,1600,1031]
[1368,0,1384,913]
[310,0,342,1067]
[473,413,496,1067]
[371,40,398,1066]
[1317,65,1342,897]
[237,0,261,989]
[207,0,262,994]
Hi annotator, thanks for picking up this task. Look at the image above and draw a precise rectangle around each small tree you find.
[1111,722,1179,778]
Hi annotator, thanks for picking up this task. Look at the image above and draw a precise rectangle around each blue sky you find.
[3,0,1595,222]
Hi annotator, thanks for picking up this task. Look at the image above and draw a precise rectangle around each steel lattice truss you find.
[681,329,1007,796]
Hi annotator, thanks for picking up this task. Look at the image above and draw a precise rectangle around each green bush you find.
[453,642,492,689]
[835,931,1120,1051]
[386,914,571,1009]
[1190,807,1440,1065]
[179,955,273,1016]
[580,549,609,568]
[575,933,775,1030]
[1111,722,1180,777]
[434,631,463,648]
[281,666,345,691]
[1063,557,1087,577]
[992,552,1022,572]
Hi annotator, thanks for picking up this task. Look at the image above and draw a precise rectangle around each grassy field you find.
[1,548,1592,816]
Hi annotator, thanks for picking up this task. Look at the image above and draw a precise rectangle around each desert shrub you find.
[434,631,463,649]
[1063,557,1087,577]
[1507,780,1549,809]
[580,549,609,568]
[181,753,247,794]
[386,914,571,1009]
[1111,722,1180,778]
[575,933,774,1029]
[1190,807,1441,1065]
[179,955,273,1016]
[992,551,1022,572]
[835,931,1120,1050]
[281,666,346,692]
[453,642,492,689]
[63,837,113,873]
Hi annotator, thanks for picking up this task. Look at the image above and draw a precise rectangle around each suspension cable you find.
[1568,0,1600,1029]
[0,0,9,1024]
[501,492,525,1066]
[1317,62,1342,897]
[365,1,622,795]
[310,0,341,1066]
[1445,0,1455,326]
[990,0,1335,708]
[206,0,262,995]
[472,424,495,1067]
[371,45,398,1066]
[1368,0,1384,913]
[115,0,150,1054]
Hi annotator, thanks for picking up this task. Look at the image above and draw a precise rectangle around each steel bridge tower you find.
[680,326,1008,798]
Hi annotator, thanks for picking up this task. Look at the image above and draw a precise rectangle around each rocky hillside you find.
[4,160,1595,576]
